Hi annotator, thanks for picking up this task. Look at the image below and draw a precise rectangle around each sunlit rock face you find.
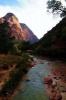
[20,23,38,43]
[0,13,38,43]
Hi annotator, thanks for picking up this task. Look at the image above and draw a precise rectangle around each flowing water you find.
[11,56,55,100]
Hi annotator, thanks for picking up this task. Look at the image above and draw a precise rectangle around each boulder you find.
[49,90,62,100]
[51,81,57,89]
[43,77,53,84]
[31,62,35,66]
[49,89,57,100]
[26,78,31,81]
[28,59,32,62]
[55,92,62,100]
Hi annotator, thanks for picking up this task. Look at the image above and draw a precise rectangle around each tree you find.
[47,0,66,17]
[18,40,31,53]
[0,22,14,54]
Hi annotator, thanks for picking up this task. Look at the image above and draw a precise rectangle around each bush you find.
[0,53,33,95]
[1,69,23,95]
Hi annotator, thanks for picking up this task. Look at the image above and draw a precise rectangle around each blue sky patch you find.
[0,0,35,7]
[0,0,20,6]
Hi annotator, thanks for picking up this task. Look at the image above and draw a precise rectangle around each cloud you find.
[16,0,36,8]
[0,0,61,38]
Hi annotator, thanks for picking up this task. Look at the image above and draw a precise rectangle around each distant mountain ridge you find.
[0,13,38,43]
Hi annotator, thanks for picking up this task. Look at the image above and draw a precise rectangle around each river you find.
[11,55,66,100]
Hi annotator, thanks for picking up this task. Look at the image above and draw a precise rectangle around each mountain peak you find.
[5,13,15,17]
[0,13,38,43]
[4,12,18,22]
[2,12,21,28]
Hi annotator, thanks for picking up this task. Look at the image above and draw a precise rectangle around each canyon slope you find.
[33,17,66,58]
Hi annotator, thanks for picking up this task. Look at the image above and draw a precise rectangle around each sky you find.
[0,0,65,39]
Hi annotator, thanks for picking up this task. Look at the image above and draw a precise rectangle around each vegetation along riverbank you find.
[0,53,35,100]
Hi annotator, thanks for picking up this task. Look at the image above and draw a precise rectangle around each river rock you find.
[31,62,35,66]
[55,92,62,100]
[28,59,35,66]
[43,77,53,84]
[26,77,31,81]
[49,89,57,100]
[51,81,57,89]
[49,90,62,100]
[28,59,32,62]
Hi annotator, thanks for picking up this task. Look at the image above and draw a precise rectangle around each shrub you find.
[1,69,23,95]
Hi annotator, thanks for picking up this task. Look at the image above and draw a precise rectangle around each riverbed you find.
[11,55,66,100]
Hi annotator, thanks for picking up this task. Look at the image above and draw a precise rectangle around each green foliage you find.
[47,0,66,17]
[0,22,14,54]
[18,40,31,53]
[0,53,32,95]
[16,53,31,69]
[11,43,21,55]
[16,59,29,69]
[35,45,44,55]
[27,50,35,54]
[22,53,30,61]
[1,68,23,95]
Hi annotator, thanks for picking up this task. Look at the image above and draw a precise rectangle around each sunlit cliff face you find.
[0,13,38,43]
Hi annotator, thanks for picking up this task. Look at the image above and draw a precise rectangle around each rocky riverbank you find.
[43,60,66,100]
[2,55,66,100]
[0,54,35,100]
